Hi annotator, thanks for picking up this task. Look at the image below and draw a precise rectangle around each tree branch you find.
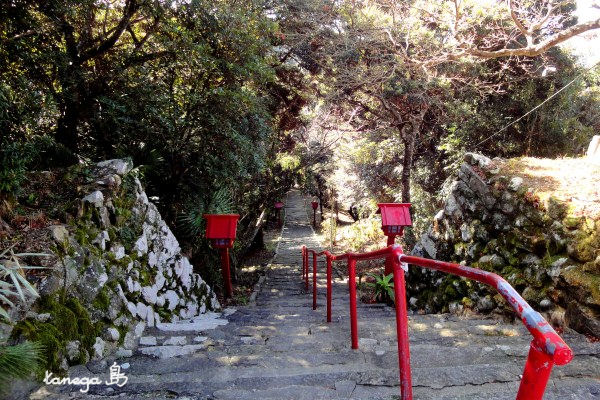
[2,30,35,42]
[530,2,555,32]
[120,50,174,69]
[509,0,533,46]
[466,17,600,59]
[81,0,140,61]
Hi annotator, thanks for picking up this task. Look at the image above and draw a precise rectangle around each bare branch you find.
[530,2,555,32]
[509,0,532,46]
[2,30,35,42]
[466,17,600,59]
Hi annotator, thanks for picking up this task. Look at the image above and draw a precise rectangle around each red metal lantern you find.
[311,201,319,226]
[377,203,412,274]
[204,214,239,248]
[274,201,284,227]
[377,203,412,237]
[204,214,239,298]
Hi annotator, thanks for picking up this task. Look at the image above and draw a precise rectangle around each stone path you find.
[36,190,600,399]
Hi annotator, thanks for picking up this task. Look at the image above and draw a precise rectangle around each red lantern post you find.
[377,203,412,275]
[274,201,284,227]
[203,214,239,298]
[311,200,319,226]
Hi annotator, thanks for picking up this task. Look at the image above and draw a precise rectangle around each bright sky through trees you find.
[567,0,600,65]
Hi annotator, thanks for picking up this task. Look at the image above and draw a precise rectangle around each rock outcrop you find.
[411,153,600,337]
[10,159,218,371]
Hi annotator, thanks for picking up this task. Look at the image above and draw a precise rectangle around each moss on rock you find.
[93,287,111,312]
[10,293,103,373]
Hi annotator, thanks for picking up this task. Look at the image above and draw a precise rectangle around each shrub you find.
[0,341,44,390]
[366,273,395,303]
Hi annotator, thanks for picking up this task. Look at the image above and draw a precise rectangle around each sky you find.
[565,0,600,66]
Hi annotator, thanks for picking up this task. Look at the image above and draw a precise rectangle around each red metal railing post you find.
[313,251,318,310]
[305,251,309,291]
[348,256,359,349]
[516,340,555,400]
[302,246,306,282]
[298,245,572,400]
[220,248,233,298]
[326,255,332,322]
[384,235,395,275]
[305,248,308,284]
[392,248,413,400]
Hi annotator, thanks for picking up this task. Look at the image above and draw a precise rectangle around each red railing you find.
[301,244,573,400]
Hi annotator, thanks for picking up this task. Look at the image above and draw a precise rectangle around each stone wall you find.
[410,153,600,337]
[10,159,218,371]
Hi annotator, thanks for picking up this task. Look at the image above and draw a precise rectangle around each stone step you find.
[35,190,600,400]
[48,359,600,399]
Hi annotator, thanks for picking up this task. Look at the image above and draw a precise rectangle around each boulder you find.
[96,159,133,176]
[49,225,69,244]
[83,190,104,208]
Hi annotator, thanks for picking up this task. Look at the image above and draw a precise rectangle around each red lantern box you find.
[311,201,319,210]
[377,203,412,237]
[203,214,240,248]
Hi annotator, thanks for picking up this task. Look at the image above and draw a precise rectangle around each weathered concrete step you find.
[47,360,599,399]
[211,377,600,400]
[39,376,600,400]
[118,338,599,381]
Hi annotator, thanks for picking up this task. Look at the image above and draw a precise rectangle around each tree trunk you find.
[400,109,427,203]
[55,63,88,153]
[401,132,415,203]
[318,191,324,222]
[348,205,359,222]
[56,98,81,152]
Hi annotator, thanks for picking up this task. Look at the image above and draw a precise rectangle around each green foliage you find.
[344,217,385,252]
[0,341,45,389]
[10,293,101,372]
[92,287,110,312]
[1,0,300,263]
[0,136,76,195]
[0,142,37,195]
[0,246,50,322]
[441,52,600,162]
[366,273,394,303]
[178,188,234,237]
[277,153,301,171]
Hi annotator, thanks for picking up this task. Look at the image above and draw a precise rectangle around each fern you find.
[207,188,234,214]
[0,341,45,388]
[178,188,235,237]
[366,273,395,303]
[177,203,206,236]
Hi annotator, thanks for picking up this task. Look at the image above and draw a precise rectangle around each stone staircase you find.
[34,190,600,400]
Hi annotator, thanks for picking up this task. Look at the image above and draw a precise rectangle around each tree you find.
[1,0,177,152]
[455,0,600,59]
[274,0,600,204]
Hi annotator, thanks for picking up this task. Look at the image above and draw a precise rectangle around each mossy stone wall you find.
[411,153,600,337]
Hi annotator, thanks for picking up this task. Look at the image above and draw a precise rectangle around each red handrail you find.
[300,244,573,400]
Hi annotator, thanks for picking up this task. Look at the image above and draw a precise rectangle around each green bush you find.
[366,273,395,303]
[0,341,44,390]
[0,142,33,195]
[0,136,76,195]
